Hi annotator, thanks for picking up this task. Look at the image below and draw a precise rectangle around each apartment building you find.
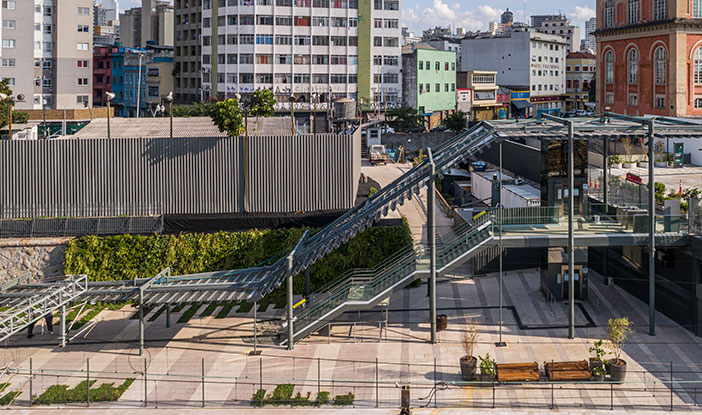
[531,14,581,54]
[174,0,202,104]
[595,0,702,117]
[461,28,567,117]
[120,1,173,48]
[199,0,402,109]
[1,0,93,110]
[565,51,595,110]
[457,70,500,121]
[581,17,596,52]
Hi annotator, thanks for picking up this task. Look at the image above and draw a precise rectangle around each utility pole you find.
[567,120,575,339]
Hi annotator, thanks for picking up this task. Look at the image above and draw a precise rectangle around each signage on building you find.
[510,91,530,101]
[626,173,642,186]
[456,89,472,112]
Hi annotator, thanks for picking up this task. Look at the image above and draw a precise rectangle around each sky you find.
[115,0,596,40]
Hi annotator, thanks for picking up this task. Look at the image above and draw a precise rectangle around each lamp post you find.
[288,95,296,135]
[311,93,318,135]
[105,91,116,139]
[42,99,48,139]
[164,91,173,139]
[135,52,145,118]
[84,101,93,121]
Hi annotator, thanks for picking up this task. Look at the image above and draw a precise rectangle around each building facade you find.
[423,38,461,67]
[595,0,702,117]
[401,43,456,128]
[119,1,173,48]
[1,0,94,110]
[532,14,581,54]
[145,54,175,113]
[461,28,567,116]
[199,0,402,110]
[581,17,597,52]
[174,0,202,104]
[565,52,596,110]
[457,70,500,121]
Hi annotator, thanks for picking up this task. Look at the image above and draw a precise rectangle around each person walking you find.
[27,313,53,339]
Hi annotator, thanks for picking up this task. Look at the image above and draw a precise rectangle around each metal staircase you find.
[279,217,495,345]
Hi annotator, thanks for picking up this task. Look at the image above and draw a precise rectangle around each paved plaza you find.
[1,267,701,413]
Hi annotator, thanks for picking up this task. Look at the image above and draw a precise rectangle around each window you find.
[605,51,614,84]
[276,0,292,5]
[77,78,89,86]
[276,54,291,64]
[435,83,440,92]
[435,62,440,70]
[257,0,271,4]
[313,36,329,46]
[240,34,254,44]
[374,37,382,47]
[374,0,382,9]
[374,18,382,28]
[654,47,666,85]
[312,16,328,26]
[0,58,15,67]
[451,83,455,91]
[383,56,398,66]
[419,61,423,70]
[256,34,273,44]
[695,97,702,108]
[77,42,89,51]
[695,48,702,84]
[627,0,639,24]
[695,0,702,17]
[257,54,272,64]
[76,96,89,104]
[44,42,53,52]
[275,35,292,45]
[604,0,615,27]
[384,0,398,10]
[2,19,15,29]
[78,25,89,32]
[384,19,398,29]
[2,39,15,48]
[294,35,310,45]
[349,18,358,27]
[654,0,667,20]
[330,55,347,64]
[77,60,89,68]
[331,36,346,46]
[628,49,638,85]
[277,16,292,25]
[78,6,90,15]
[257,15,273,25]
[451,62,455,71]
[628,94,638,106]
[655,96,666,108]
[313,0,329,6]
[383,73,398,83]
[445,83,449,92]
[295,16,310,26]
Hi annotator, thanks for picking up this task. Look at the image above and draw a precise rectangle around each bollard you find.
[400,385,410,415]
[318,358,321,399]
[259,358,263,407]
[202,358,205,408]
[433,358,437,408]
[610,382,613,410]
[87,358,90,407]
[670,361,673,411]
[29,358,32,406]
[375,358,379,408]
[144,359,148,407]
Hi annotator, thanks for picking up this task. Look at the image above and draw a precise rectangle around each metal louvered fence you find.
[0,216,163,238]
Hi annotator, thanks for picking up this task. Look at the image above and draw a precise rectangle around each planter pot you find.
[589,358,604,371]
[610,359,627,383]
[591,373,606,382]
[460,356,477,381]
[638,161,649,168]
[611,163,622,169]
[478,373,496,386]
[623,162,636,169]
[654,161,667,168]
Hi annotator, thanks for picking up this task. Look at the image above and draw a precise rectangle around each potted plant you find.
[607,317,634,383]
[459,318,479,381]
[478,353,497,384]
[621,138,637,168]
[609,154,623,169]
[589,339,607,381]
[592,365,606,382]
[667,153,674,167]
[637,154,649,168]
[654,142,667,168]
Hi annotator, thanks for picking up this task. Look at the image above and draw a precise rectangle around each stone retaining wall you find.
[0,238,70,282]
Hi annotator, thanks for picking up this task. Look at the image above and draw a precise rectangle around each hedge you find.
[64,222,412,305]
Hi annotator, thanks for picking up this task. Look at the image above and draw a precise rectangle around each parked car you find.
[575,109,588,117]
[564,110,577,118]
[407,126,425,133]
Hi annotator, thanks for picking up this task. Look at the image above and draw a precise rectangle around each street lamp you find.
[1,93,24,141]
[42,99,48,139]
[288,95,296,135]
[84,101,93,121]
[105,91,116,139]
[164,91,173,139]
[311,93,318,135]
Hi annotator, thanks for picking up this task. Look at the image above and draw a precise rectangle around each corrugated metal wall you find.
[0,134,359,219]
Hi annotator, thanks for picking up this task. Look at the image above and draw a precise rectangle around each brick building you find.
[595,0,702,116]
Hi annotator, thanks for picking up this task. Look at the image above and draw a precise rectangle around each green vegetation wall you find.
[64,223,412,305]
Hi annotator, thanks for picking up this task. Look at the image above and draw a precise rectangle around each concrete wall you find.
[0,239,68,282]
[381,131,455,153]
[477,140,542,183]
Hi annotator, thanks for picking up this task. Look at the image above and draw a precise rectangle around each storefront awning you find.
[511,100,533,110]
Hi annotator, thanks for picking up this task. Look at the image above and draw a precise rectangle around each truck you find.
[369,144,390,165]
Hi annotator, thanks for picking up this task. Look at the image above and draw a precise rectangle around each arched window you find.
[628,49,638,85]
[694,0,702,18]
[605,51,614,84]
[654,0,667,20]
[654,47,666,85]
[627,0,640,24]
[604,0,615,27]
[694,48,702,84]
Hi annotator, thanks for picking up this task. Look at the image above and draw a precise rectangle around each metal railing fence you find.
[0,216,163,238]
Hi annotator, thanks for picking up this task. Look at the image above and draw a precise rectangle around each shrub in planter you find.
[478,353,496,384]
[459,317,479,381]
[607,317,633,383]
[609,154,623,169]
[589,339,607,371]
[591,365,606,382]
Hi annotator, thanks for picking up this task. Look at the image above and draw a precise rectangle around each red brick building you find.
[595,0,702,116]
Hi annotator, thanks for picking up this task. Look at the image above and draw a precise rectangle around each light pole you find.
[311,93,318,135]
[133,51,146,118]
[288,95,296,135]
[84,101,93,121]
[105,91,116,139]
[42,99,48,139]
[164,91,173,139]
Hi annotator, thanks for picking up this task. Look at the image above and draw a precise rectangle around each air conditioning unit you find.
[606,277,614,286]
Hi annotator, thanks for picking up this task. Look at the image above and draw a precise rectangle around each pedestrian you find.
[27,313,53,339]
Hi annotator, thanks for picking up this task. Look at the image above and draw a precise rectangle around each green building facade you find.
[402,44,456,123]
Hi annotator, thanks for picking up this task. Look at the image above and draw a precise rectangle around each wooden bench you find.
[496,362,540,382]
[544,360,591,381]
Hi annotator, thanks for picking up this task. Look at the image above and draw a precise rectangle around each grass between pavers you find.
[236,302,254,313]
[147,305,167,322]
[33,379,135,405]
[0,390,21,406]
[172,303,187,313]
[176,303,202,323]
[129,305,155,320]
[199,302,221,317]
[214,301,239,319]
[251,384,351,407]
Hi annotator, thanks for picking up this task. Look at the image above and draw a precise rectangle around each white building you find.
[461,28,566,116]
[401,27,420,45]
[423,38,461,67]
[581,17,596,53]
[200,0,402,109]
[531,14,580,54]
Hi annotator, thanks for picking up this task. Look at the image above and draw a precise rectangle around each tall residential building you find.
[200,0,403,109]
[401,43,456,128]
[595,0,702,117]
[531,14,581,54]
[581,17,596,52]
[401,27,420,45]
[565,51,595,110]
[461,28,567,116]
[1,0,94,110]
[173,0,202,104]
[94,0,120,46]
[119,1,173,48]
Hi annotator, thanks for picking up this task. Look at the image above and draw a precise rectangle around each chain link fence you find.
[0,216,163,238]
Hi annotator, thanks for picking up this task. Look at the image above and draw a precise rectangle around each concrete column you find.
[60,305,66,347]
[287,255,294,350]
[647,120,656,336]
[428,154,437,344]
[139,290,145,356]
[166,303,170,328]
[568,121,575,340]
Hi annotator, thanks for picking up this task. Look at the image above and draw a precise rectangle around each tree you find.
[171,101,217,117]
[0,79,30,129]
[387,106,423,131]
[444,110,468,131]
[210,98,244,136]
[588,74,596,103]
[248,89,276,134]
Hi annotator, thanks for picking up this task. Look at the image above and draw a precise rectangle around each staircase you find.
[279,217,495,345]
